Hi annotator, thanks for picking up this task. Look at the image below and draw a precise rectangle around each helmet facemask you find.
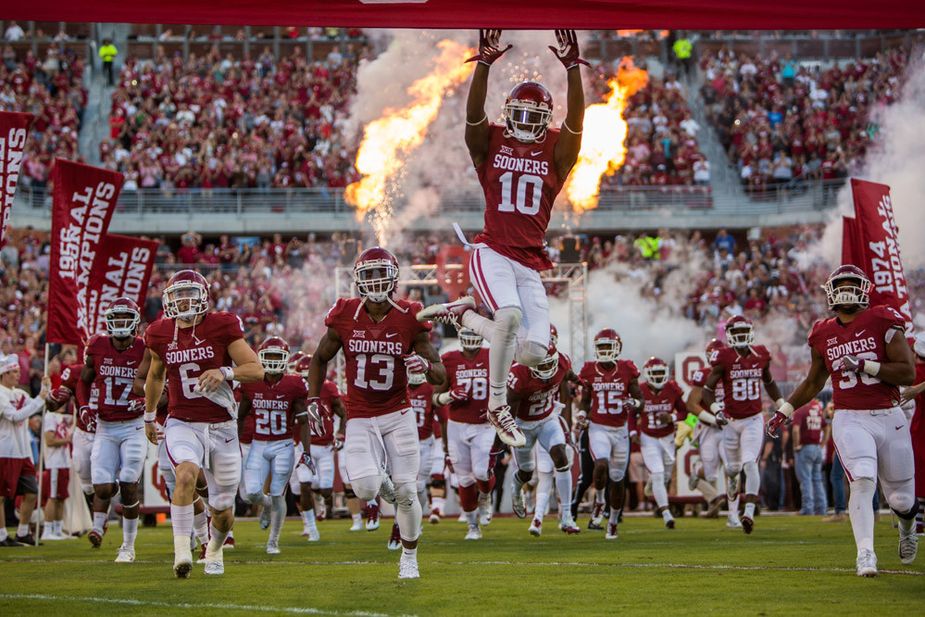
[644,363,669,389]
[726,324,754,349]
[503,100,552,143]
[823,275,871,313]
[355,260,398,303]
[259,348,290,374]
[595,338,621,363]
[459,328,483,352]
[531,352,559,381]
[163,282,209,320]
[105,308,140,338]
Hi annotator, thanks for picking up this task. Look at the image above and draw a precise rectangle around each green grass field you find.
[1,515,922,616]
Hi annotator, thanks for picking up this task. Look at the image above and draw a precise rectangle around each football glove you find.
[548,29,589,70]
[466,29,513,66]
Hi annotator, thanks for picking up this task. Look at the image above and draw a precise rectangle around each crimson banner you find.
[48,160,123,344]
[845,178,915,336]
[0,111,33,249]
[85,234,159,338]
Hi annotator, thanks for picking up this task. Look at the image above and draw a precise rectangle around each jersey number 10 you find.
[498,172,543,216]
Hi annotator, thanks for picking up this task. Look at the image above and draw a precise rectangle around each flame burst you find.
[565,58,649,213]
[345,40,474,245]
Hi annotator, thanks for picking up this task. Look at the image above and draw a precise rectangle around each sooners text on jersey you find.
[86,333,146,422]
[579,359,640,428]
[715,345,771,419]
[508,353,572,422]
[637,381,686,437]
[441,348,490,424]
[240,375,308,441]
[145,311,245,423]
[325,297,430,419]
[808,305,905,410]
[474,124,563,271]
[409,381,436,441]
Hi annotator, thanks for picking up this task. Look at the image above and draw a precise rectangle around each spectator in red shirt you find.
[792,399,829,515]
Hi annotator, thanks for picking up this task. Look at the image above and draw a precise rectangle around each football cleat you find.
[665,517,676,530]
[349,516,364,532]
[511,487,527,519]
[590,502,604,526]
[387,523,402,550]
[40,530,62,541]
[726,517,743,529]
[429,509,441,525]
[366,504,381,531]
[114,545,135,563]
[415,296,476,326]
[856,549,878,577]
[307,525,320,542]
[399,552,420,579]
[464,525,482,541]
[14,534,36,546]
[587,519,604,531]
[266,541,280,555]
[741,515,754,535]
[223,535,236,550]
[478,493,493,527]
[0,537,23,547]
[605,523,619,540]
[87,529,103,548]
[528,519,542,537]
[899,527,918,565]
[173,537,193,579]
[560,516,581,535]
[204,543,224,575]
[487,405,526,448]
[379,475,397,505]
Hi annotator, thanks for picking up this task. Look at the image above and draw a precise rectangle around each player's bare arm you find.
[628,377,644,411]
[131,348,151,398]
[237,392,253,437]
[292,397,311,452]
[465,29,510,167]
[551,30,586,180]
[308,327,342,398]
[761,365,784,403]
[873,328,916,386]
[558,379,572,424]
[198,338,263,393]
[329,395,346,422]
[80,354,96,385]
[700,365,724,409]
[143,349,166,444]
[412,331,446,387]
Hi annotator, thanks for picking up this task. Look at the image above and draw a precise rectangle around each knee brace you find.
[351,475,382,502]
[890,494,917,517]
[493,307,522,342]
[516,340,548,368]
[395,482,418,508]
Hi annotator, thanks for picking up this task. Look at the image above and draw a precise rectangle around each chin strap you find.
[353,296,409,321]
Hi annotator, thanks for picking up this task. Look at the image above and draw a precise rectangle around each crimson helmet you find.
[258,336,290,374]
[822,264,871,312]
[295,354,312,380]
[705,338,725,366]
[459,328,483,351]
[163,269,210,320]
[287,350,305,374]
[724,315,754,349]
[594,328,622,362]
[549,324,559,348]
[643,357,669,389]
[531,344,559,380]
[104,297,140,338]
[354,247,399,303]
[503,81,553,143]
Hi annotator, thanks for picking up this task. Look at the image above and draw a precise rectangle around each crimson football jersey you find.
[145,311,245,423]
[474,124,564,271]
[579,360,640,428]
[85,334,146,422]
[508,353,572,422]
[808,305,905,410]
[638,381,686,438]
[325,297,430,419]
[240,375,308,441]
[690,367,725,404]
[239,412,255,444]
[441,348,490,424]
[409,381,436,440]
[60,363,96,433]
[309,380,340,446]
[714,345,771,419]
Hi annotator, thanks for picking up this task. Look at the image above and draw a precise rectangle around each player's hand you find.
[196,368,225,393]
[299,450,317,475]
[78,405,96,432]
[656,411,672,425]
[403,354,430,374]
[444,454,455,474]
[449,385,469,402]
[714,410,729,427]
[466,29,512,66]
[37,376,51,400]
[548,29,589,70]
[144,421,158,445]
[126,397,145,414]
[838,355,862,372]
[306,397,327,439]
[48,385,71,405]
[766,411,789,438]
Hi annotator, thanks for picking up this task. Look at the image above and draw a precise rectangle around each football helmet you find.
[354,247,399,303]
[594,329,622,363]
[459,328,483,351]
[549,324,559,348]
[705,338,725,366]
[531,345,559,380]
[503,81,553,143]
[287,350,305,374]
[295,354,312,380]
[258,336,290,374]
[104,297,140,338]
[822,264,871,311]
[163,269,210,320]
[643,357,669,389]
[724,315,754,349]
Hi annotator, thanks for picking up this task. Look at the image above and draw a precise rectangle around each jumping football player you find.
[768,265,918,576]
[702,315,784,535]
[143,269,264,578]
[308,247,446,579]
[417,29,587,450]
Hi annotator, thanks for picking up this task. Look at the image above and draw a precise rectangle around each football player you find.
[433,328,493,540]
[76,298,148,562]
[635,357,687,529]
[142,269,264,578]
[308,247,446,579]
[685,339,728,519]
[702,315,784,535]
[417,29,587,451]
[769,265,918,576]
[507,344,580,535]
[576,329,642,539]
[239,337,311,554]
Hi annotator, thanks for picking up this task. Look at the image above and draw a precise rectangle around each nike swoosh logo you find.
[530,150,543,156]
[135,426,143,431]
[225,437,235,443]
[475,363,483,367]
[895,425,904,431]
[386,332,399,339]
[126,361,136,366]
[400,409,409,415]
[855,330,866,337]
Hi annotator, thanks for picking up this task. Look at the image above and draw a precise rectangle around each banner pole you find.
[33,343,50,546]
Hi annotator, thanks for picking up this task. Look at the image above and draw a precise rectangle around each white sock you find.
[269,495,286,543]
[432,496,445,513]
[662,509,674,522]
[608,509,619,525]
[697,478,719,502]
[595,490,606,506]
[394,483,422,543]
[848,478,877,553]
[402,546,417,558]
[651,472,669,509]
[193,508,210,545]
[302,509,316,526]
[465,509,479,526]
[52,521,61,535]
[207,524,229,553]
[352,512,362,523]
[92,511,107,534]
[743,502,756,518]
[17,523,29,537]
[536,471,554,518]
[123,517,138,548]
[170,503,194,538]
[461,310,496,340]
[0,527,7,541]
[487,316,519,409]
[728,496,740,518]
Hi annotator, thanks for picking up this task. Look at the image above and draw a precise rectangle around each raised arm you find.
[549,29,587,180]
[465,29,511,167]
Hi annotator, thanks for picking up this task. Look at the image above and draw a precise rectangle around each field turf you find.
[1,515,922,616]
